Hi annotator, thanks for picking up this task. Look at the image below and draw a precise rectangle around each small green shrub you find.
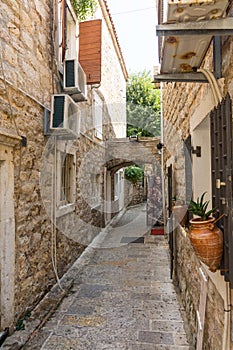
[188,192,216,220]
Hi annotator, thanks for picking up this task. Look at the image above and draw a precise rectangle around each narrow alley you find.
[5,204,192,350]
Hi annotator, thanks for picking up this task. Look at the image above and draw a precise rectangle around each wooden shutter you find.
[79,19,102,85]
[210,93,233,287]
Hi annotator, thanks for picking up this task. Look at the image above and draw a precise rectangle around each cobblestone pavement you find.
[8,204,192,350]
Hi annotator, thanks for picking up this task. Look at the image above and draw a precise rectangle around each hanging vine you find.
[70,0,97,21]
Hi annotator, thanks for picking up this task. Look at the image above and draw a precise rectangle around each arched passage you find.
[103,137,162,224]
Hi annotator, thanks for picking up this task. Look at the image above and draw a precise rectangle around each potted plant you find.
[188,192,223,272]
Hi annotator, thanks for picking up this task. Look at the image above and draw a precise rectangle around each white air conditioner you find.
[50,94,80,138]
[63,59,87,102]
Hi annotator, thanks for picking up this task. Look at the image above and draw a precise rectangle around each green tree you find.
[126,71,161,137]
[125,165,143,184]
[71,0,97,21]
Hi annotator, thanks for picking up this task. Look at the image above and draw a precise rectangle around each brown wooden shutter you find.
[79,19,102,84]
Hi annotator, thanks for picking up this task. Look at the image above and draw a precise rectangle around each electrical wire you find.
[0,75,49,109]
[111,6,155,16]
[51,136,64,291]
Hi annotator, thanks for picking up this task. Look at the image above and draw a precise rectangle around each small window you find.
[57,0,78,66]
[114,172,119,200]
[90,173,102,208]
[56,145,76,217]
[60,153,73,204]
[93,92,103,140]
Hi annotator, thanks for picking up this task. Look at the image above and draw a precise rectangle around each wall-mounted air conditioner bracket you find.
[154,17,233,82]
[156,18,233,37]
[153,73,208,83]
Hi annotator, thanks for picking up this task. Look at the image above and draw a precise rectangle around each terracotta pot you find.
[189,217,223,272]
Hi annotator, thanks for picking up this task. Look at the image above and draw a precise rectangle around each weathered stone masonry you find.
[162,38,233,348]
[0,0,127,331]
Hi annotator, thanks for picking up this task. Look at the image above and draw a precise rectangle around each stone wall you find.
[0,0,126,330]
[1,81,85,326]
[173,226,224,349]
[162,38,233,347]
[99,3,127,138]
[124,181,144,207]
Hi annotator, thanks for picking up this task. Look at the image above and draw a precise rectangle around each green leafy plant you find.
[125,166,143,184]
[70,0,97,21]
[15,310,31,331]
[126,71,161,137]
[188,192,216,220]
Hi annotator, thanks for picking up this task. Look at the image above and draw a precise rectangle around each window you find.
[114,172,119,200]
[79,19,102,84]
[56,143,76,217]
[93,92,103,140]
[60,153,73,204]
[57,0,78,66]
[90,173,102,208]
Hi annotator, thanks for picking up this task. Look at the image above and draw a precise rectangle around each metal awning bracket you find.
[153,72,208,83]
[156,18,233,36]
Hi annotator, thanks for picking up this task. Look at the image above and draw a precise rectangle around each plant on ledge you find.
[188,192,223,272]
[70,0,97,21]
[188,191,216,220]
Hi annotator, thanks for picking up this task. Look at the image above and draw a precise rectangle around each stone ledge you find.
[0,130,21,147]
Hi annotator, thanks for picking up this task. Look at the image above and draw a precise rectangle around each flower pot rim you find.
[189,216,214,224]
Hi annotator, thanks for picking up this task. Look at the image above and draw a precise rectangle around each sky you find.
[107,0,159,75]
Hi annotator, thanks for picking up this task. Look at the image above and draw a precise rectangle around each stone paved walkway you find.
[10,204,191,350]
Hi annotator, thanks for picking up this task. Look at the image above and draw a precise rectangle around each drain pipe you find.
[0,328,9,348]
[222,282,231,350]
[197,68,222,105]
[160,82,166,227]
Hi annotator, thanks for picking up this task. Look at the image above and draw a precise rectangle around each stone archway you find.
[104,137,162,223]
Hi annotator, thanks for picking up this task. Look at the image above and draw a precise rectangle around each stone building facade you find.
[0,0,127,332]
[156,1,233,348]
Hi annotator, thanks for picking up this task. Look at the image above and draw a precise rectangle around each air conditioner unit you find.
[50,94,80,138]
[64,59,87,102]
[159,0,229,24]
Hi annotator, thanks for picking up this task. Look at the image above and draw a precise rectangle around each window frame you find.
[56,142,76,217]
[56,0,79,69]
[93,91,103,140]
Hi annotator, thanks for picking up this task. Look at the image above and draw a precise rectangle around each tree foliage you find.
[125,165,143,184]
[71,0,97,21]
[126,71,161,137]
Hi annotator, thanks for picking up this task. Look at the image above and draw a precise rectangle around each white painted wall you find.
[94,2,127,138]
[191,116,212,207]
[190,91,228,327]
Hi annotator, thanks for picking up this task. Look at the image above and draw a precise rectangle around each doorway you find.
[0,143,16,330]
